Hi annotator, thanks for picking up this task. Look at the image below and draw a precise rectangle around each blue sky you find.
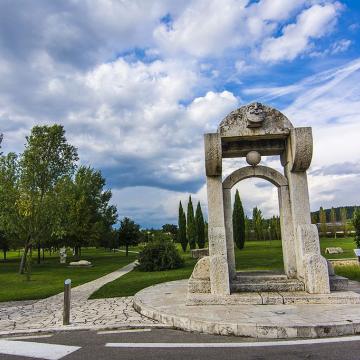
[0,0,359,227]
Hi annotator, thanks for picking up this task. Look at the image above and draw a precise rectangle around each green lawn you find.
[0,248,136,302]
[91,237,359,299]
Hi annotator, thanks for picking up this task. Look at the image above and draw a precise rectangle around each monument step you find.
[231,279,305,292]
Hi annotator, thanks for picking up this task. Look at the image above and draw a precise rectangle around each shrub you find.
[137,235,184,272]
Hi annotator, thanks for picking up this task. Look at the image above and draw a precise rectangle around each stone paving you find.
[0,262,157,335]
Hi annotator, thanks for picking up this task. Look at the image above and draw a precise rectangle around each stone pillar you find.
[284,128,330,293]
[223,188,236,280]
[204,133,230,295]
[278,185,297,278]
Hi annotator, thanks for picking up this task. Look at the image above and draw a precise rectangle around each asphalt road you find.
[1,328,360,360]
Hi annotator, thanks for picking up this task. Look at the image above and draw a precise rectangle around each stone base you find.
[134,280,360,339]
[187,290,360,305]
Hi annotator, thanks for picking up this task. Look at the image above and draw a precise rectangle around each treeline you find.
[311,206,357,223]
[0,125,117,273]
[312,206,355,237]
[233,189,281,248]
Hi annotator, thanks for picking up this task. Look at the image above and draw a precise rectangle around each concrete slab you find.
[134,280,360,339]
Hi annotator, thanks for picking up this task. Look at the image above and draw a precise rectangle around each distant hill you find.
[311,206,358,222]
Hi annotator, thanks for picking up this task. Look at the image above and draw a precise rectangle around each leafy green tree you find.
[269,216,281,240]
[18,125,78,272]
[0,231,9,260]
[0,153,23,257]
[57,166,117,258]
[340,207,347,236]
[330,207,337,238]
[162,224,178,241]
[319,206,327,236]
[353,208,360,248]
[311,212,318,224]
[187,196,196,249]
[195,202,205,249]
[178,201,187,252]
[118,217,141,256]
[233,190,245,249]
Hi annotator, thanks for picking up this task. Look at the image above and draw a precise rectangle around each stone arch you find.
[223,165,288,190]
[222,165,297,280]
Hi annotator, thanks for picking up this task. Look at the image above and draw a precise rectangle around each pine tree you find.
[233,190,246,249]
[178,201,187,252]
[187,196,196,249]
[195,202,205,249]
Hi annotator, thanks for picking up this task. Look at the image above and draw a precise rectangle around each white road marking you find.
[105,335,360,348]
[98,329,152,334]
[0,340,80,360]
[3,334,54,340]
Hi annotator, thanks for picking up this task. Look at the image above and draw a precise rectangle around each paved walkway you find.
[0,262,157,335]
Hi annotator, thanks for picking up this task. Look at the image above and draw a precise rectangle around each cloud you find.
[259,3,341,62]
[241,57,360,214]
[0,0,356,227]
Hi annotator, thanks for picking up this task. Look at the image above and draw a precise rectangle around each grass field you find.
[91,237,358,299]
[0,248,136,302]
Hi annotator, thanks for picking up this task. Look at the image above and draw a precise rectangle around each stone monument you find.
[59,247,67,264]
[188,102,349,304]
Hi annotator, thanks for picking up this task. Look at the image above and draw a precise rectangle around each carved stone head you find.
[245,102,265,128]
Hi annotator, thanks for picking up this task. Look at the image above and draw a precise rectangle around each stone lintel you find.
[222,138,286,158]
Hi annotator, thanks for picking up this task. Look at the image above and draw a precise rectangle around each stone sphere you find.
[246,151,261,166]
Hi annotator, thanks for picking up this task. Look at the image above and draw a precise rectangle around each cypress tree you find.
[233,190,246,249]
[178,201,187,252]
[195,202,205,249]
[187,196,196,249]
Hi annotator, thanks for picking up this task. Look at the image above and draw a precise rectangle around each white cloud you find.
[0,0,355,227]
[260,3,341,62]
[242,57,360,214]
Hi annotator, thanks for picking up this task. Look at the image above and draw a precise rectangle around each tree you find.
[195,202,205,249]
[340,207,347,236]
[270,216,281,240]
[252,207,264,241]
[18,125,78,273]
[330,207,337,238]
[57,166,117,258]
[187,196,196,249]
[353,208,360,248]
[118,217,141,256]
[311,212,318,224]
[178,201,187,252]
[233,190,245,249]
[0,153,22,260]
[0,231,9,260]
[162,224,178,241]
[319,207,327,237]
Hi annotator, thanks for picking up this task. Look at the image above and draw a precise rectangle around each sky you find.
[0,0,360,228]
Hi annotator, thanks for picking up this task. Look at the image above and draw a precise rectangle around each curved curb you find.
[133,280,360,339]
